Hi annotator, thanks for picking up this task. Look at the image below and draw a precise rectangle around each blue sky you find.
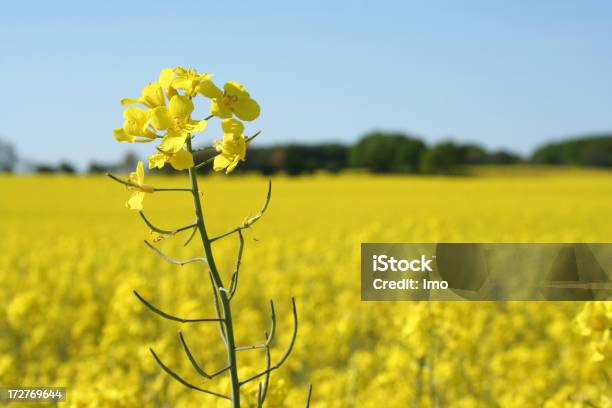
[1,0,611,168]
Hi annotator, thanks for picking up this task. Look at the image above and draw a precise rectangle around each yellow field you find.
[1,169,611,407]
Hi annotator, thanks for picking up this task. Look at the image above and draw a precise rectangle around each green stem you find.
[106,173,192,192]
[186,139,241,407]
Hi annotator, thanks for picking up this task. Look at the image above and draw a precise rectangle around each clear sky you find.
[1,0,611,168]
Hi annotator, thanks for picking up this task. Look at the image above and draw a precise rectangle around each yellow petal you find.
[226,157,241,174]
[190,119,207,133]
[113,128,134,143]
[221,118,245,137]
[172,77,193,94]
[148,152,167,169]
[224,81,249,98]
[213,139,223,152]
[151,106,173,130]
[213,154,231,172]
[141,83,165,108]
[128,170,138,185]
[232,138,247,160]
[123,107,149,122]
[237,140,247,160]
[211,98,232,118]
[174,78,199,96]
[196,80,223,99]
[159,68,174,88]
[173,66,189,76]
[169,150,194,170]
[122,108,154,137]
[126,191,145,211]
[136,161,145,184]
[234,98,260,121]
[159,130,188,153]
[166,86,178,101]
[169,95,194,120]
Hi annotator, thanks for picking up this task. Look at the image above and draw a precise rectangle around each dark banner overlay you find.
[361,244,612,301]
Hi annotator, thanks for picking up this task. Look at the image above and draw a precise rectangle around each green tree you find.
[459,144,489,165]
[421,141,465,174]
[349,131,426,173]
[489,150,522,164]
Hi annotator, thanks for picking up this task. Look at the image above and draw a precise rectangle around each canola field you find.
[0,168,611,407]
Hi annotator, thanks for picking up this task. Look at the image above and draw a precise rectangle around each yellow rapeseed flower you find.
[591,330,612,362]
[113,108,157,143]
[148,148,194,171]
[151,95,207,153]
[213,119,247,174]
[575,302,612,336]
[171,67,212,97]
[120,68,176,108]
[125,161,154,210]
[575,301,612,362]
[198,80,260,121]
[120,83,165,109]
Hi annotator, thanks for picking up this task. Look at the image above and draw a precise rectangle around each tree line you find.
[531,135,612,167]
[2,132,612,175]
[194,131,522,175]
[197,132,612,175]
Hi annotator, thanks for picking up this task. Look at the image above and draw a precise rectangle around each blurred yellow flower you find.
[575,302,612,336]
[591,329,612,362]
[575,301,612,362]
[126,161,154,210]
[199,81,260,121]
[113,107,157,143]
[213,119,247,174]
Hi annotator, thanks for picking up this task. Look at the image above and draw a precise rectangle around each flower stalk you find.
[185,137,242,405]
